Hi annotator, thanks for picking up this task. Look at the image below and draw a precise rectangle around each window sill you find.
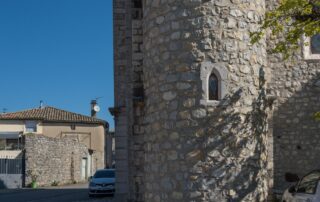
[24,132,37,134]
[303,54,320,60]
[200,99,220,107]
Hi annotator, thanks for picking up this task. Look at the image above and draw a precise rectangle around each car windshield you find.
[94,170,115,178]
[296,171,320,194]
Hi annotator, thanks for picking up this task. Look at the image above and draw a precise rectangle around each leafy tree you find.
[315,112,320,120]
[251,0,320,58]
[251,0,320,120]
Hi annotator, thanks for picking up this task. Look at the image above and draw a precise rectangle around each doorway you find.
[81,158,88,180]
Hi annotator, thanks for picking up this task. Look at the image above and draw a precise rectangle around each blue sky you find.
[0,0,114,128]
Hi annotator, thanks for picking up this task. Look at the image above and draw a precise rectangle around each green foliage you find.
[251,0,320,58]
[28,182,38,188]
[251,1,320,121]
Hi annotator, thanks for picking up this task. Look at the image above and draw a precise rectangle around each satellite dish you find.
[93,105,100,112]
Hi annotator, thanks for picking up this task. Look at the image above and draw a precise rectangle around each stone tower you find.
[142,0,269,201]
[113,0,269,201]
[112,0,320,201]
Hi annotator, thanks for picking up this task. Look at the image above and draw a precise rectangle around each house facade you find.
[112,0,320,201]
[0,106,108,187]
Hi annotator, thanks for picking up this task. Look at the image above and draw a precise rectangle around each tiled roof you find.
[0,106,106,125]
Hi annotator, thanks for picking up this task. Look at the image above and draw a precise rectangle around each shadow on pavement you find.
[0,178,6,189]
[0,188,114,202]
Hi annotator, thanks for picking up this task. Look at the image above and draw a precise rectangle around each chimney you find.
[91,100,97,117]
[39,100,44,109]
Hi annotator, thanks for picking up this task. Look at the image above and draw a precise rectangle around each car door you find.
[292,171,320,202]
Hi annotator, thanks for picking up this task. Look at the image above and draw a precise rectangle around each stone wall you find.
[106,131,115,168]
[113,1,146,201]
[24,134,98,187]
[130,0,145,201]
[91,150,105,176]
[266,0,320,192]
[113,0,130,198]
[142,0,269,201]
[113,0,320,201]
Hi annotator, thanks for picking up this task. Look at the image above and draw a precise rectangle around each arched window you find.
[200,62,228,106]
[209,73,219,100]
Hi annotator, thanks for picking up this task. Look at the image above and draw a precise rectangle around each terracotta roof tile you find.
[0,106,106,125]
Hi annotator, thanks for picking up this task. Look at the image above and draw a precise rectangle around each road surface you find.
[0,183,113,202]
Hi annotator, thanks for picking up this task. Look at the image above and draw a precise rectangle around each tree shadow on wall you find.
[272,72,320,192]
[185,70,270,201]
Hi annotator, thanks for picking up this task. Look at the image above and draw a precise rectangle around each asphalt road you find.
[0,183,113,202]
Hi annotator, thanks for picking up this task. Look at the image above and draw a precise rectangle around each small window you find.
[303,34,320,60]
[209,73,219,100]
[133,86,144,102]
[0,138,22,150]
[311,34,320,54]
[0,139,5,150]
[6,139,20,150]
[133,0,142,8]
[200,62,228,106]
[25,121,37,133]
[132,0,143,19]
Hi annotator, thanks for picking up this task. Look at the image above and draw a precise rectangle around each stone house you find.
[0,106,108,187]
[111,0,320,201]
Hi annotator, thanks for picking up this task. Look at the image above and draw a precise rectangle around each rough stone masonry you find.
[112,0,320,201]
[24,134,104,187]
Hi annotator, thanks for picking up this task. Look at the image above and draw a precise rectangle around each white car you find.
[282,170,320,202]
[88,169,115,197]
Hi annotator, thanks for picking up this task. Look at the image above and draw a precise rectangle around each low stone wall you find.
[91,150,105,175]
[24,134,88,186]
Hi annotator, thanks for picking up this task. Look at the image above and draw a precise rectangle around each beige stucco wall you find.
[0,120,105,153]
[0,120,43,134]
[42,123,105,152]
